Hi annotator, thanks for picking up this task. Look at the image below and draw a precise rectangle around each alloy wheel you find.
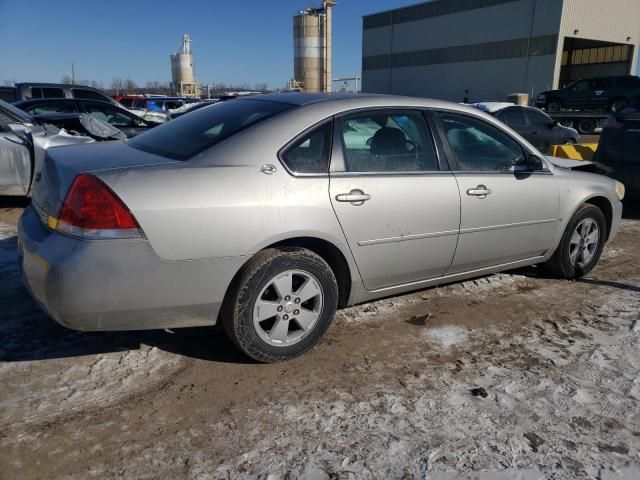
[569,218,599,268]
[252,269,324,347]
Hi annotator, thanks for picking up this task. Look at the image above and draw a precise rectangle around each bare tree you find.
[124,79,138,93]
[112,78,123,96]
[2,79,16,86]
[61,74,73,85]
[254,83,268,92]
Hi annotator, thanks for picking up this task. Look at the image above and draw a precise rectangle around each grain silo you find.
[170,34,199,98]
[293,1,335,93]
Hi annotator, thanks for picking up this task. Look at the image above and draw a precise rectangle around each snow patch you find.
[423,325,469,347]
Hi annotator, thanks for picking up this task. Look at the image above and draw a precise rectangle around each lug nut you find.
[294,310,299,315]
[294,298,301,304]
[285,296,291,301]
[277,306,283,312]
[283,314,289,320]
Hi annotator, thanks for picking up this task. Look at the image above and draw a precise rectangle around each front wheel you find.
[221,247,338,363]
[546,99,563,112]
[542,204,606,279]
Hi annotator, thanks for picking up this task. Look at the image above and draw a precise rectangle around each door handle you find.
[336,189,371,206]
[466,185,492,199]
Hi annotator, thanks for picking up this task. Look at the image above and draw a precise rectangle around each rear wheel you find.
[577,118,596,134]
[542,204,606,279]
[221,247,338,363]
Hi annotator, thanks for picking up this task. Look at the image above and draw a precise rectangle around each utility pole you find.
[71,62,75,84]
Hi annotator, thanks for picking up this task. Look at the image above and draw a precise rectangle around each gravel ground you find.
[0,201,639,480]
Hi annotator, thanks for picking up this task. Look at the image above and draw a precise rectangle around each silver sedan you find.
[18,93,625,362]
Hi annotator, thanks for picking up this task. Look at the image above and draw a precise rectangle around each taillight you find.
[56,174,142,239]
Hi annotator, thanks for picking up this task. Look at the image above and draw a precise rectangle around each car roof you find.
[236,92,474,111]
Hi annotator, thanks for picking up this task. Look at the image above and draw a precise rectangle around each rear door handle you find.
[466,185,492,199]
[336,189,371,206]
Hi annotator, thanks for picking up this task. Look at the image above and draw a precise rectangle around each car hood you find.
[545,156,613,174]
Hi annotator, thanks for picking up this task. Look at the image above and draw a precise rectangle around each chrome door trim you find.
[459,218,558,234]
[358,229,459,246]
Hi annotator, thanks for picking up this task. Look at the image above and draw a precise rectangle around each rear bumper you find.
[18,205,246,331]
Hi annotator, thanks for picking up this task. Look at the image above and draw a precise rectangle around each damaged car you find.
[0,99,121,196]
[18,94,624,362]
[14,99,161,138]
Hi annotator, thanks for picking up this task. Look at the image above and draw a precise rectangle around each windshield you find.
[129,99,294,160]
[0,98,34,124]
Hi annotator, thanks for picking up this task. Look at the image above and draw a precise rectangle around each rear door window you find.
[119,98,134,108]
[339,110,439,172]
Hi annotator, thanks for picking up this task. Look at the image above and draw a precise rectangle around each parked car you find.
[0,99,104,196]
[535,75,640,113]
[19,93,624,362]
[472,102,580,154]
[168,100,220,119]
[594,98,640,209]
[0,86,16,103]
[12,82,122,106]
[14,99,161,138]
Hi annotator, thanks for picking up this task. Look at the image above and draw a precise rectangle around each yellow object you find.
[549,143,598,161]
[47,216,58,230]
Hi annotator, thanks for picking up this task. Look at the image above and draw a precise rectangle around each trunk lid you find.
[31,141,178,218]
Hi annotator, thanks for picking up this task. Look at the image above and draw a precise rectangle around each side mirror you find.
[526,154,545,171]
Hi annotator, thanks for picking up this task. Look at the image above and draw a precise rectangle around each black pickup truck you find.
[535,75,640,113]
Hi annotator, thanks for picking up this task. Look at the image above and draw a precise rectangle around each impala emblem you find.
[260,164,277,175]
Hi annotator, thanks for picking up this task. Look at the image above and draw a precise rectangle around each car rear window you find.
[129,99,294,161]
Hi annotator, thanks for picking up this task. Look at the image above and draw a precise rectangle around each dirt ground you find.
[1,198,639,480]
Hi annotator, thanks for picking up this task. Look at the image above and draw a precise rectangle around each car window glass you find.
[30,88,43,99]
[281,122,332,174]
[340,110,438,172]
[435,111,524,171]
[42,88,65,98]
[72,89,107,101]
[501,108,526,126]
[573,80,589,92]
[592,78,609,89]
[24,102,76,114]
[132,99,146,109]
[129,99,294,161]
[526,109,552,127]
[119,99,133,108]
[82,104,135,126]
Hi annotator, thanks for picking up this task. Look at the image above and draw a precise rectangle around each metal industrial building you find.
[362,0,640,103]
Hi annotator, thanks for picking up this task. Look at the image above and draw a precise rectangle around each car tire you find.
[221,247,338,363]
[546,99,563,112]
[542,204,607,279]
[577,118,596,134]
[610,98,628,113]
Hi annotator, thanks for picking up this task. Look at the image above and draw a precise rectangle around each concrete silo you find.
[293,1,335,93]
[170,34,199,98]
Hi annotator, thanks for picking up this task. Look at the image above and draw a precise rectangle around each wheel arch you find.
[222,235,356,313]
[582,195,613,240]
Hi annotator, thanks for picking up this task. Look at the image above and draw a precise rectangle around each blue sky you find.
[0,0,412,89]
[1,0,638,89]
